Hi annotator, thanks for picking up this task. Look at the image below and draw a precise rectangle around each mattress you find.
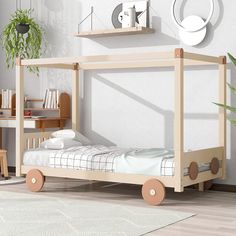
[23,147,210,176]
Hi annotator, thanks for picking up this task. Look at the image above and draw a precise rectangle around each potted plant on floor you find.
[214,53,236,124]
[1,9,43,74]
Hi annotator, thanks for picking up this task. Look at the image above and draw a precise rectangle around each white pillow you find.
[40,138,82,150]
[52,129,91,145]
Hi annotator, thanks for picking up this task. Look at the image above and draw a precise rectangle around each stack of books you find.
[43,89,60,109]
[1,89,14,109]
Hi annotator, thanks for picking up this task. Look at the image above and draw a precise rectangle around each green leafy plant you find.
[1,9,43,74]
[214,53,236,125]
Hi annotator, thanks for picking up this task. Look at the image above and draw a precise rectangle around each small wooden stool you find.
[0,150,9,179]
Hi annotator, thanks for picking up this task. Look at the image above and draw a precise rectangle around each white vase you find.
[122,6,136,28]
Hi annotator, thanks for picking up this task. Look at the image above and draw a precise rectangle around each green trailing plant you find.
[1,9,43,74]
[214,53,236,125]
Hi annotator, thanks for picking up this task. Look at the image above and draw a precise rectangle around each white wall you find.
[0,0,236,185]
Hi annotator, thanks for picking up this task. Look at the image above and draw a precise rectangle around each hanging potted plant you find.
[214,53,236,124]
[1,9,43,74]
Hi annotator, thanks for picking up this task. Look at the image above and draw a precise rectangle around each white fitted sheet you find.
[23,148,53,167]
[23,148,210,176]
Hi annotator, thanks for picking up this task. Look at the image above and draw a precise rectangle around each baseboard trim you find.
[7,166,236,192]
[211,184,236,193]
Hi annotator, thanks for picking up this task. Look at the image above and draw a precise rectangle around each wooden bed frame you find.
[15,48,227,205]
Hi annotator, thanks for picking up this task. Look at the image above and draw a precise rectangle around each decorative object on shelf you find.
[122,0,149,28]
[0,89,15,109]
[112,0,149,29]
[1,1,43,74]
[24,110,32,116]
[214,53,236,125]
[171,0,214,46]
[111,3,123,28]
[123,5,136,28]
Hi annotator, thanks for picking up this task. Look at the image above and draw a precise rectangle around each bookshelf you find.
[11,92,70,118]
[0,89,70,131]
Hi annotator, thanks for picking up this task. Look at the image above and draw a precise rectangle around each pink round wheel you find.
[142,179,165,206]
[26,169,45,192]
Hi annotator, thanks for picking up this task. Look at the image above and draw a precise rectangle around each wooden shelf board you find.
[6,116,66,121]
[74,27,155,38]
[26,99,44,102]
[26,108,59,111]
[0,108,11,110]
[14,108,59,111]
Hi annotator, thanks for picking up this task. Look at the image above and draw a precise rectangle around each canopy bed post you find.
[219,56,227,179]
[174,48,184,192]
[16,57,24,177]
[72,63,80,131]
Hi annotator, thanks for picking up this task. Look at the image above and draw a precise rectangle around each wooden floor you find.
[1,176,236,236]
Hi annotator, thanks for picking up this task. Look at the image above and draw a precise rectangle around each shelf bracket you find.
[78,6,94,33]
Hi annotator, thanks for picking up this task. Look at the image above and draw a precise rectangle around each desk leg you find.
[0,128,2,149]
[40,121,45,132]
[0,156,3,176]
[2,153,8,178]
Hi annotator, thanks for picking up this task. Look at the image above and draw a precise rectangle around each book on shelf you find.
[43,89,60,109]
[1,89,15,109]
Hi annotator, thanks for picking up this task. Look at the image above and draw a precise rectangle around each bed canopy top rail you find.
[20,48,225,69]
[18,59,79,71]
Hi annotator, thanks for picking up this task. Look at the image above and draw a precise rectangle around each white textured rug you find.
[0,191,194,236]
[0,177,25,185]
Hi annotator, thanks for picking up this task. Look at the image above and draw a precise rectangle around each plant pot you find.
[16,23,30,34]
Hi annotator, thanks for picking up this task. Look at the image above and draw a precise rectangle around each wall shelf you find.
[74,26,155,38]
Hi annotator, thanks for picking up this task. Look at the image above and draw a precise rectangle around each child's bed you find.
[23,145,210,177]
[15,48,227,206]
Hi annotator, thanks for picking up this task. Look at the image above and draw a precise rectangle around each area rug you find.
[0,176,25,185]
[0,191,194,236]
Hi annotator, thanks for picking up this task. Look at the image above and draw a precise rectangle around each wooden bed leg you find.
[194,180,213,191]
[198,182,204,192]
[204,180,213,190]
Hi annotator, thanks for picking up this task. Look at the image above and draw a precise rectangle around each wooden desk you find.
[0,116,66,130]
[0,116,66,148]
